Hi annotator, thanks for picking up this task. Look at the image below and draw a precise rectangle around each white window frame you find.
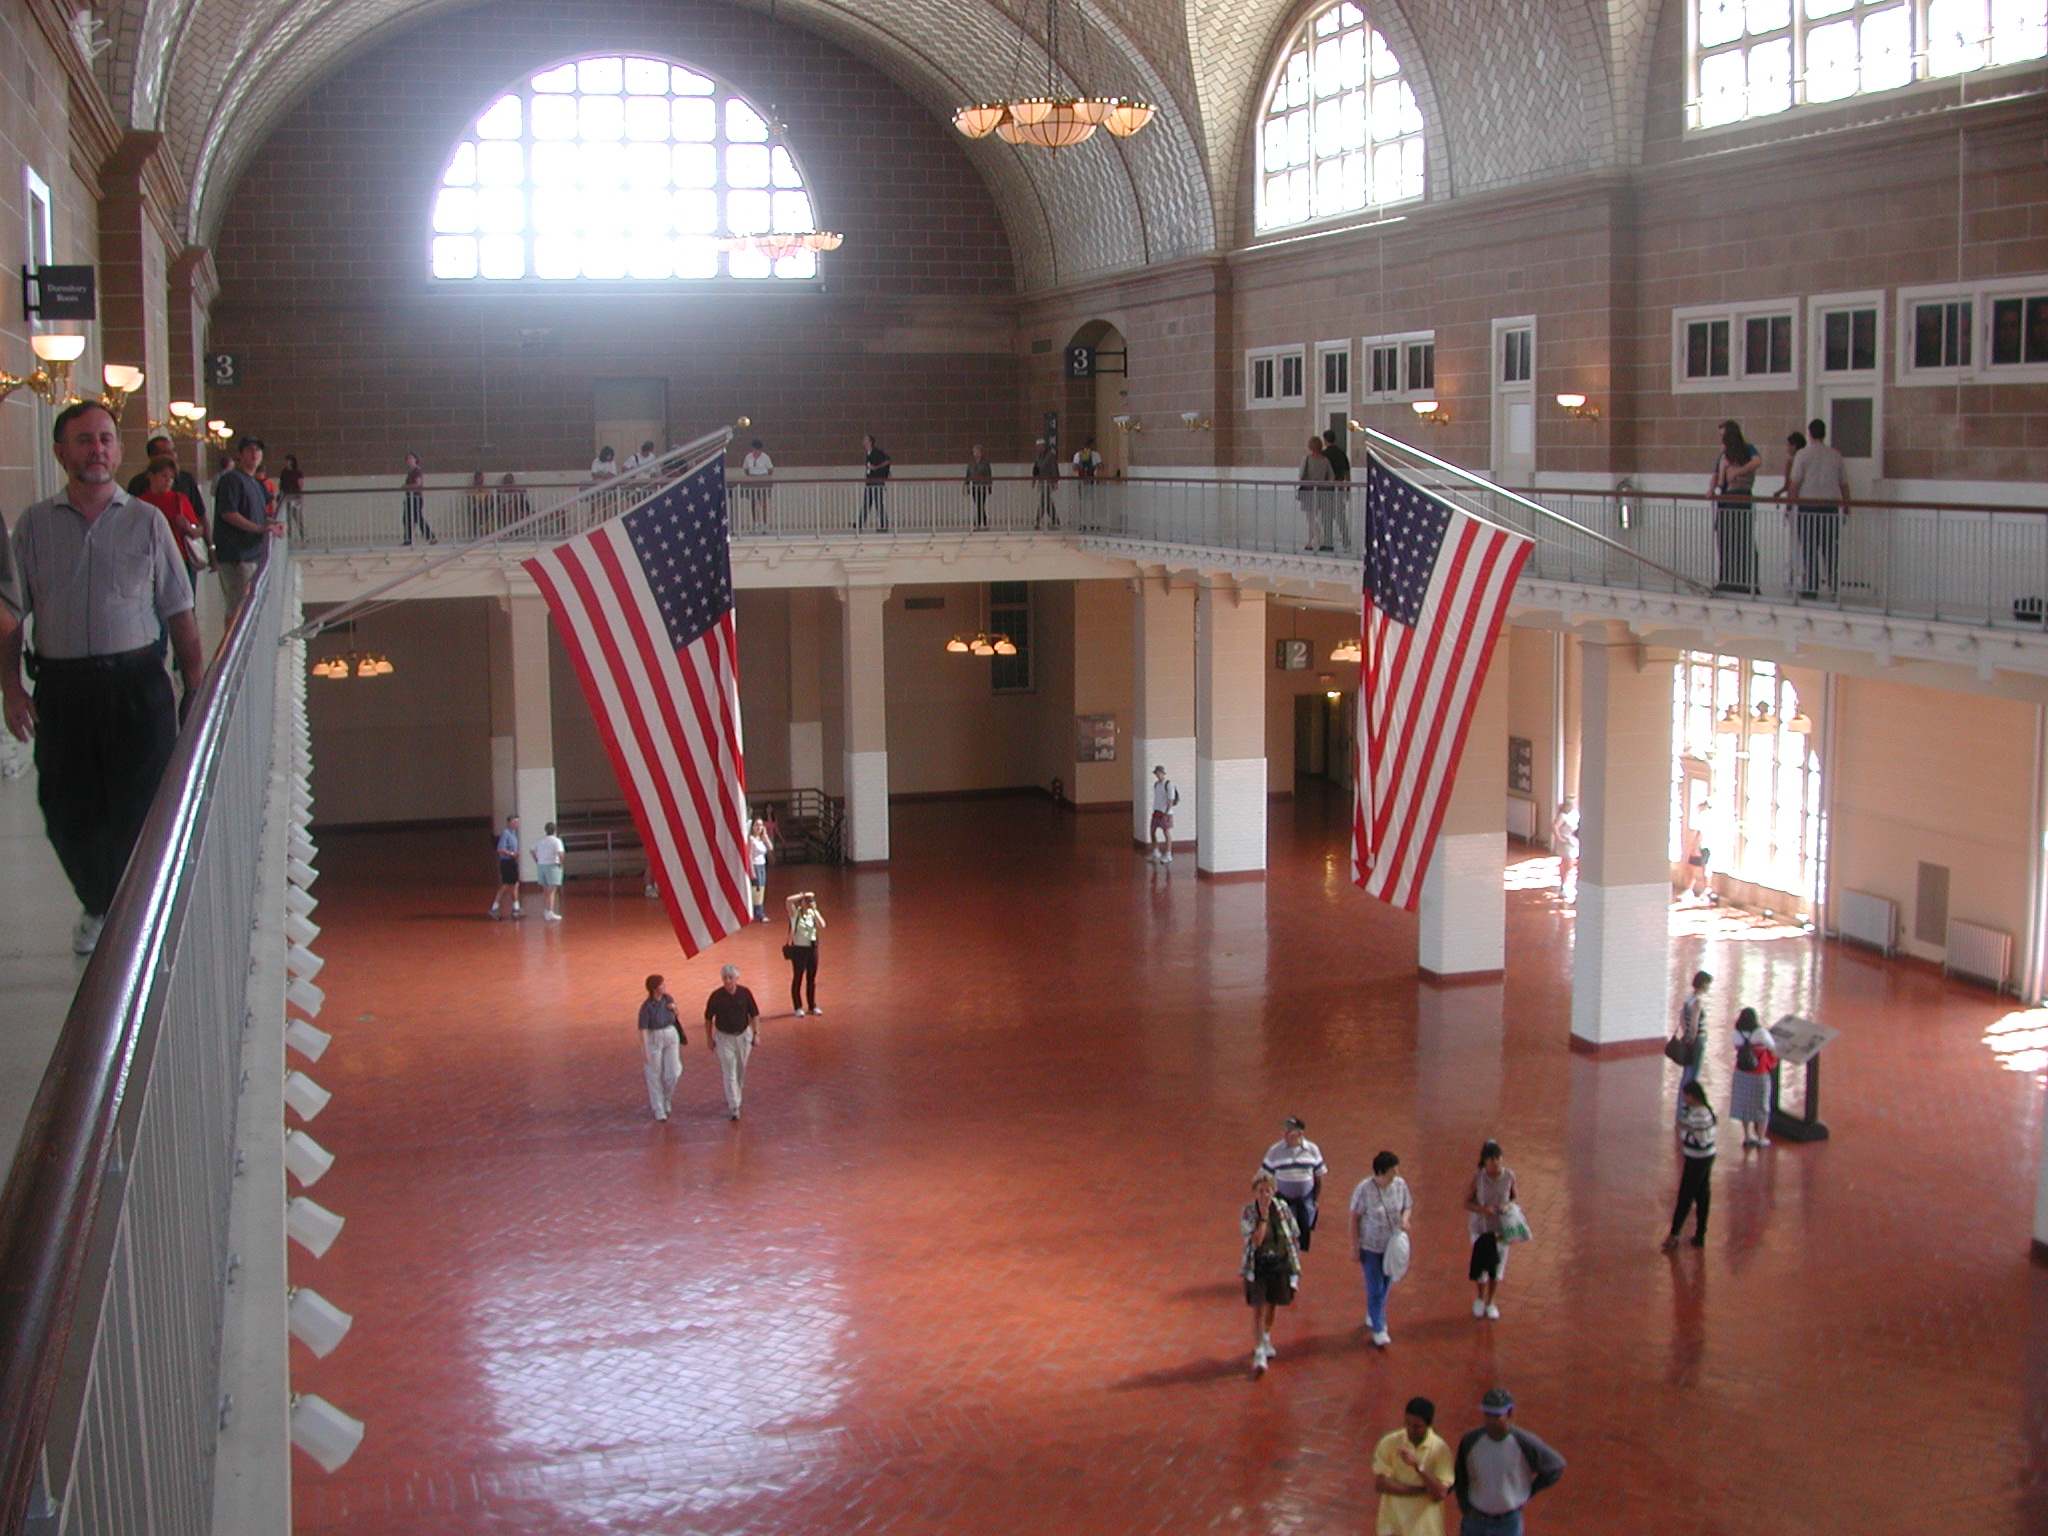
[1897,272,2048,386]
[1357,329,1435,402]
[1671,298,1802,394]
[1496,316,1535,385]
[1246,344,1308,410]
[1808,289,1884,384]
[1315,339,1352,405]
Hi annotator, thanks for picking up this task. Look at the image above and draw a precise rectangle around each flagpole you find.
[285,425,738,643]
[1361,428,1711,596]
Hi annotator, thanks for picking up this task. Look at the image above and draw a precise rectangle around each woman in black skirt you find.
[1241,1172,1301,1375]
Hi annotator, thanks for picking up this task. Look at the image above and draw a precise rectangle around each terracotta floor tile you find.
[288,788,2048,1534]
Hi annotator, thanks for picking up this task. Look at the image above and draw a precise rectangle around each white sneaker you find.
[511,904,523,916]
[1756,1135,1771,1147]
[72,913,103,955]
[809,1007,823,1016]
[1372,1330,1391,1348]
[793,1007,807,1016]
[1485,1303,1501,1320]
[1472,1298,1487,1318]
[488,907,501,920]
[1162,852,1173,863]
[543,911,562,922]
[1260,1334,1275,1360]
[1252,1346,1269,1373]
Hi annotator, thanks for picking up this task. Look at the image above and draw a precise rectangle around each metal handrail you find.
[289,424,737,641]
[0,548,283,1532]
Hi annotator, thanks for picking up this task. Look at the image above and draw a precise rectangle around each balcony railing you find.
[290,454,2048,634]
[0,552,292,1535]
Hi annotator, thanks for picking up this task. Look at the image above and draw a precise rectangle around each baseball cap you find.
[1481,1388,1514,1416]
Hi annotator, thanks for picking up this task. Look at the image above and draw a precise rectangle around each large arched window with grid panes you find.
[1688,0,2045,128]
[1255,2,1424,234]
[431,54,824,282]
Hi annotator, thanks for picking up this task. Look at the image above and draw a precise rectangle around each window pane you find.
[1991,296,2023,364]
[727,143,771,187]
[626,236,673,279]
[1697,48,1746,125]
[674,237,719,278]
[623,57,670,94]
[531,94,577,139]
[726,189,770,234]
[2027,296,2048,364]
[672,67,715,95]
[673,143,717,187]
[624,96,671,140]
[774,249,818,280]
[476,187,524,234]
[578,140,625,186]
[476,141,522,186]
[531,189,577,234]
[1805,18,1858,101]
[531,63,577,92]
[727,99,769,141]
[1914,304,1947,368]
[1823,310,1851,371]
[442,142,476,186]
[1928,0,1990,74]
[673,97,716,141]
[1748,36,1792,113]
[431,235,478,278]
[577,57,622,93]
[728,246,771,280]
[533,235,579,279]
[673,190,718,233]
[477,234,525,279]
[624,142,671,189]
[771,190,813,230]
[1990,0,2048,63]
[581,238,626,279]
[770,147,802,188]
[1851,309,1876,369]
[532,143,577,187]
[433,188,477,233]
[475,95,521,138]
[579,94,625,140]
[1698,0,1743,46]
[1860,6,1912,90]
[1746,0,1791,32]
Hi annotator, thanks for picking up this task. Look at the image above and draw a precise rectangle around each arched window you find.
[430,55,823,282]
[1255,2,1424,234]
[1689,0,2046,128]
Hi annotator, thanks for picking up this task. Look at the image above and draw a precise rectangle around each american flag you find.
[523,458,750,954]
[1351,456,1533,911]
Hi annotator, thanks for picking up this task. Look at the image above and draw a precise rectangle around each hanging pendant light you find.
[953,0,1154,150]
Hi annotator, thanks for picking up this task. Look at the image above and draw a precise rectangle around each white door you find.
[1490,318,1536,487]
[1811,382,1881,501]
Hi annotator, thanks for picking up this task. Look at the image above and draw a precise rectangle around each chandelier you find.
[717,229,844,261]
[954,0,1155,148]
[311,653,396,680]
[945,630,1018,657]
[1329,638,1363,663]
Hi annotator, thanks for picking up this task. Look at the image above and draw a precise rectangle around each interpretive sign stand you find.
[1768,1014,1839,1143]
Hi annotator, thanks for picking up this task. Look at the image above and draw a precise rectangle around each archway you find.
[1063,318,1129,479]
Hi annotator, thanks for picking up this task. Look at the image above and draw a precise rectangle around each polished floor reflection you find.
[289,792,2046,1535]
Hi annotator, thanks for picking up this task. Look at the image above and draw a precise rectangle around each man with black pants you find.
[1322,428,1355,550]
[213,436,276,610]
[1,401,205,955]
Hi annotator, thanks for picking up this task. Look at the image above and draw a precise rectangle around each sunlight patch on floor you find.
[1984,1008,2048,1078]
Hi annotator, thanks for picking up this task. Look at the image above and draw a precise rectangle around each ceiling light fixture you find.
[953,0,1154,149]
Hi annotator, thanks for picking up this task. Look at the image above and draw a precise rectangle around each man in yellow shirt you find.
[1373,1396,1454,1536]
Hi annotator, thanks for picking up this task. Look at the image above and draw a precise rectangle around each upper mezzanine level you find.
[290,445,2048,695]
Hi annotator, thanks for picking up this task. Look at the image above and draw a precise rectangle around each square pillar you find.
[788,587,825,789]
[1570,627,1676,1051]
[1133,577,1197,846]
[1195,580,1266,877]
[506,596,557,864]
[1418,624,1509,979]
[840,582,890,863]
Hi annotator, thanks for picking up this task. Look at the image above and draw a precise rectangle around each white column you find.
[487,601,515,825]
[1418,624,1509,979]
[1195,579,1266,877]
[839,582,890,864]
[507,594,556,864]
[1132,577,1197,847]
[788,587,825,789]
[1570,627,1676,1051]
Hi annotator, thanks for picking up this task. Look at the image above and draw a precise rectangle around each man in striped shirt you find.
[1260,1117,1327,1252]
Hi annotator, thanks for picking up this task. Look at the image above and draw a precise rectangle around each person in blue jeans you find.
[1348,1149,1411,1348]
[1452,1389,1565,1536]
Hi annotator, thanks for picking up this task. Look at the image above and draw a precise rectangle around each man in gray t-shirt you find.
[1786,417,1850,598]
[0,402,204,953]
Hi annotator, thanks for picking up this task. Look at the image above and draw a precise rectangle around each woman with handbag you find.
[1463,1140,1519,1321]
[1349,1150,1412,1348]
[1241,1172,1301,1375]
[139,456,211,591]
[1730,1006,1777,1149]
[784,891,825,1015]
[1664,1080,1719,1249]
[1669,970,1712,1094]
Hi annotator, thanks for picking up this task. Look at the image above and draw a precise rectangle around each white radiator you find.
[1506,796,1538,841]
[1945,919,2013,990]
[1837,890,1897,956]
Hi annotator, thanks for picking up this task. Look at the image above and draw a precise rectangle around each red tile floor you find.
[290,789,2048,1535]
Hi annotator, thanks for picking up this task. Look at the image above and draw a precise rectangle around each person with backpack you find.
[1730,1006,1778,1148]
[1663,1079,1718,1250]
[1148,764,1180,864]
[1452,1389,1565,1535]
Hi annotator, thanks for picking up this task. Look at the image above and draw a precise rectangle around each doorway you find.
[1063,319,1127,478]
[1490,317,1536,488]
[593,377,668,469]
[1293,690,1355,787]
[1810,382,1880,500]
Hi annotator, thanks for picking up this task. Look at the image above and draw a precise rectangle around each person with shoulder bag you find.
[1350,1149,1413,1348]
[785,890,825,1015]
[1464,1140,1521,1321]
[1730,1005,1778,1149]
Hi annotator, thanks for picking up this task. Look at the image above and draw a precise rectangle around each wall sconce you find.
[289,1394,365,1473]
[154,400,230,446]
[287,1287,355,1358]
[1410,399,1449,425]
[1556,393,1601,420]
[0,333,86,407]
[1178,410,1211,431]
[1112,414,1141,433]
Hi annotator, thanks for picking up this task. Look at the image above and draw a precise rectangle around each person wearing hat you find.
[1260,1117,1327,1254]
[1373,1396,1453,1536]
[1031,437,1061,528]
[1452,1389,1565,1536]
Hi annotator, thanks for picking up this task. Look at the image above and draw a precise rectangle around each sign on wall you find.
[205,352,243,388]
[21,264,95,320]
[1064,345,1095,379]
[1508,735,1534,793]
[1075,713,1117,762]
[1275,638,1311,671]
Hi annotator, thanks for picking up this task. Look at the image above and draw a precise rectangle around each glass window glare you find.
[1257,1,1424,231]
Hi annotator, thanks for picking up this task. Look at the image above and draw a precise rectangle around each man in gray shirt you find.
[0,401,203,954]
[1786,416,1850,599]
[1452,1388,1565,1535]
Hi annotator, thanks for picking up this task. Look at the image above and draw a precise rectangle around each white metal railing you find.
[0,551,292,1533]
[291,456,2048,634]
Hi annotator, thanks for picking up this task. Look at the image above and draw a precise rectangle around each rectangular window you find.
[1822,308,1877,372]
[989,582,1031,693]
[1319,343,1350,398]
[1673,300,1799,392]
[1368,344,1398,394]
[1899,275,2048,384]
[1359,330,1436,401]
[1913,300,1971,369]
[1501,327,1532,383]
[1245,345,1306,409]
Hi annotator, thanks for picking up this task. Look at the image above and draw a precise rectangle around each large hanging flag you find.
[1351,456,1533,911]
[524,458,750,954]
